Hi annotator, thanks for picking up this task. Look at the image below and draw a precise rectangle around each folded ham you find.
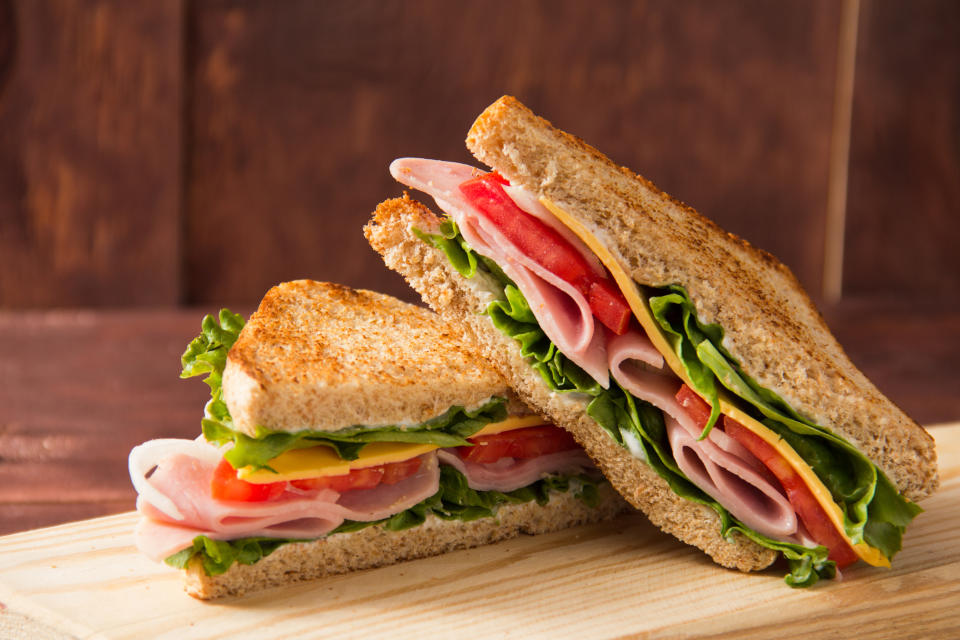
[437,448,594,492]
[130,439,441,561]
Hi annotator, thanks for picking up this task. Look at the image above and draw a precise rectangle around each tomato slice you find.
[213,455,426,502]
[459,174,632,335]
[290,467,384,493]
[588,279,632,335]
[458,425,580,464]
[290,457,423,493]
[675,383,713,428]
[380,456,423,485]
[722,417,859,568]
[486,170,510,185]
[211,458,286,502]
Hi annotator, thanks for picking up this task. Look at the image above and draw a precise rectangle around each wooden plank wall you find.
[844,0,960,300]
[0,0,957,309]
[0,0,182,307]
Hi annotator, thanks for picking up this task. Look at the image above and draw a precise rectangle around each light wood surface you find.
[0,423,957,640]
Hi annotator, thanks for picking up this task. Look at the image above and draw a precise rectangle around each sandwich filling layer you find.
[130,310,607,576]
[389,157,922,586]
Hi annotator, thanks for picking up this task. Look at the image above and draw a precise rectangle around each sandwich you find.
[128,280,626,599]
[364,96,939,586]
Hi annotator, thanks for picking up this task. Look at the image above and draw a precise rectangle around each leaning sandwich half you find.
[364,96,938,586]
[129,280,625,599]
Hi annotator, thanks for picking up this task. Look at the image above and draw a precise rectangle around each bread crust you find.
[365,196,777,572]
[464,96,936,502]
[183,483,627,599]
[223,280,512,435]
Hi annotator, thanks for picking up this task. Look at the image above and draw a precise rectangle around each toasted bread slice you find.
[183,482,627,599]
[463,96,936,502]
[365,196,777,571]
[365,98,939,571]
[223,280,515,436]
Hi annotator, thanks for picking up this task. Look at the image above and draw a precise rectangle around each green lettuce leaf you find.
[413,219,479,278]
[205,398,509,469]
[181,309,509,468]
[164,535,297,576]
[165,467,602,575]
[647,291,722,438]
[181,309,246,435]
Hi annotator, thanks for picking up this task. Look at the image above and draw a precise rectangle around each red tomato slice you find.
[459,174,632,335]
[722,417,859,568]
[675,383,713,427]
[290,457,423,493]
[290,466,384,493]
[458,425,580,464]
[212,455,426,502]
[588,279,632,335]
[211,458,286,502]
[380,456,423,485]
[486,170,510,185]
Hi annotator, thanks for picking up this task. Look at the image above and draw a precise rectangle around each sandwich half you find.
[364,96,939,586]
[129,280,625,599]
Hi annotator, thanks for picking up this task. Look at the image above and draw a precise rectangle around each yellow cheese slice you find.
[237,413,547,484]
[540,197,888,567]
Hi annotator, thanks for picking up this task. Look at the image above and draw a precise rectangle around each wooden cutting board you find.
[1,424,958,640]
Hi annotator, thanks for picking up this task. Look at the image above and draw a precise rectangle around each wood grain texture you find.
[843,0,960,300]
[185,0,841,306]
[0,310,217,534]
[0,423,957,639]
[823,299,960,426]
[0,0,182,308]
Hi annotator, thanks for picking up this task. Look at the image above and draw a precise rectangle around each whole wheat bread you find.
[224,280,518,436]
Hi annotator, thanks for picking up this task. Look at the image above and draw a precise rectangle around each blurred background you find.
[0,0,958,533]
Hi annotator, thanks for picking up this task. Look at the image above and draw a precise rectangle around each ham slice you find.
[436,448,594,492]
[390,158,609,386]
[130,439,440,561]
[666,415,799,540]
[607,336,798,539]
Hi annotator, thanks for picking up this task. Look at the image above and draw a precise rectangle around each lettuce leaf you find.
[205,399,509,469]
[416,221,919,586]
[181,310,508,468]
[647,291,722,437]
[164,535,296,576]
[181,309,246,435]
[165,467,602,575]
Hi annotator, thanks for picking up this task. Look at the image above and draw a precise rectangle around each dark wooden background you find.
[2,0,959,309]
[1,0,959,535]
